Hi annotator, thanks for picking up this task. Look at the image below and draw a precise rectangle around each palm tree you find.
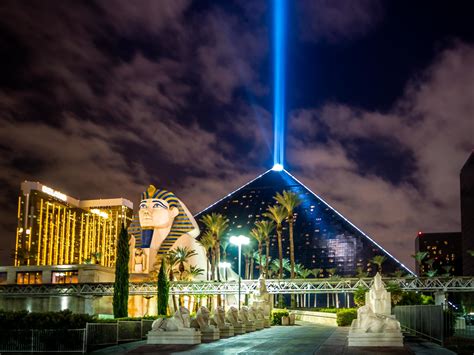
[355,266,367,278]
[326,268,337,278]
[411,251,428,275]
[250,227,265,276]
[173,246,197,280]
[255,220,275,276]
[274,190,301,280]
[243,249,253,279]
[442,265,452,277]
[370,255,387,274]
[187,265,205,280]
[198,231,215,280]
[311,268,323,278]
[200,213,229,281]
[264,205,287,278]
[220,238,229,263]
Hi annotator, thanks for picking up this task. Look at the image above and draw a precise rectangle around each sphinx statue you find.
[251,275,272,325]
[129,185,207,277]
[348,273,403,347]
[239,306,256,332]
[190,306,219,341]
[148,306,201,344]
[247,306,264,330]
[210,306,234,338]
[226,306,246,335]
[251,304,268,328]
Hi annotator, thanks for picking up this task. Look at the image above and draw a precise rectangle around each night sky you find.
[0,0,473,268]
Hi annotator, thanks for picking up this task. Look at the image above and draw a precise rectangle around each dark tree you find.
[157,258,169,315]
[113,224,130,318]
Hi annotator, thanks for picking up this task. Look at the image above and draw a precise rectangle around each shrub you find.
[336,309,357,326]
[0,310,95,329]
[354,286,368,307]
[271,309,289,325]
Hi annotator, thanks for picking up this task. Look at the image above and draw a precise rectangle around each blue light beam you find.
[273,0,286,170]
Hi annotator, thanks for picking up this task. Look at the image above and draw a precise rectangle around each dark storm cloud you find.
[288,43,474,267]
[297,0,383,42]
[0,0,472,270]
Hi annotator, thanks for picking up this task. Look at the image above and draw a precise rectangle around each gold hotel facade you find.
[14,181,133,271]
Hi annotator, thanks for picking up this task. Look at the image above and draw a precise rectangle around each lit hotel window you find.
[52,271,78,284]
[17,271,42,285]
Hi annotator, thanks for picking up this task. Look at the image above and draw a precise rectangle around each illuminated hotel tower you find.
[15,181,133,267]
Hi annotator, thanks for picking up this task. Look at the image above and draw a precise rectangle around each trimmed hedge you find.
[336,309,357,326]
[271,309,289,325]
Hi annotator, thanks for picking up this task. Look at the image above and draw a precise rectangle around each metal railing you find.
[2,277,474,296]
[0,329,86,353]
[394,305,446,344]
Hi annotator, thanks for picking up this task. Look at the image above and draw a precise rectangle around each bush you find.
[271,309,289,325]
[336,309,357,326]
[0,310,95,329]
[354,286,368,307]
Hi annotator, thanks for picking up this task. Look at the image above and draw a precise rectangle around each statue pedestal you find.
[348,273,404,348]
[263,319,271,328]
[233,323,246,334]
[201,328,219,342]
[253,319,264,330]
[243,320,256,332]
[147,330,201,345]
[348,327,404,347]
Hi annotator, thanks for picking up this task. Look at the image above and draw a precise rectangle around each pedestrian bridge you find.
[1,277,474,297]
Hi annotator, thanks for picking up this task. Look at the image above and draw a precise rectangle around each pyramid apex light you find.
[272,163,284,171]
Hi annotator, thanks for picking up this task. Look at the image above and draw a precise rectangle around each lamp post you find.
[230,235,250,309]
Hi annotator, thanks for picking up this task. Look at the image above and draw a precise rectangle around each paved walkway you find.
[92,322,455,355]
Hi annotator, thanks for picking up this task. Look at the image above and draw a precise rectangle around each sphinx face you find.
[139,198,179,228]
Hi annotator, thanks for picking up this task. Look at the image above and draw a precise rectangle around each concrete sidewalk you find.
[92,322,456,355]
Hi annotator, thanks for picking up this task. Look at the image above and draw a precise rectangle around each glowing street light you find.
[219,261,231,281]
[230,235,250,309]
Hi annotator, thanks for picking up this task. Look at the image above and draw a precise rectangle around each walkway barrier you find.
[394,305,448,344]
[0,329,86,353]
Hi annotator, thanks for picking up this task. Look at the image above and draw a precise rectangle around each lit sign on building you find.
[90,209,109,219]
[41,185,67,201]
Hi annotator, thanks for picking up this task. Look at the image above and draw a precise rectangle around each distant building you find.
[15,181,133,269]
[461,152,474,275]
[415,232,462,276]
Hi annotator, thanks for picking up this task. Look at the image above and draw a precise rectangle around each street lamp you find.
[218,262,231,281]
[230,235,250,309]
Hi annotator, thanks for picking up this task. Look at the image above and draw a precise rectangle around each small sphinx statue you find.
[226,306,246,335]
[348,273,403,347]
[210,306,234,338]
[251,304,267,329]
[190,306,219,341]
[239,306,256,332]
[148,306,201,345]
[247,306,264,330]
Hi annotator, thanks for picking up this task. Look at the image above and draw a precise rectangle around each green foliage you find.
[354,286,368,307]
[398,291,434,305]
[271,309,289,325]
[336,309,358,326]
[385,282,403,305]
[157,258,169,316]
[0,310,94,329]
[113,224,130,318]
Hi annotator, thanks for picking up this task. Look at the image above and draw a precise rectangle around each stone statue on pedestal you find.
[210,306,234,338]
[247,306,264,330]
[226,306,246,335]
[191,306,219,341]
[348,273,403,347]
[239,306,256,332]
[148,306,201,344]
[251,275,272,326]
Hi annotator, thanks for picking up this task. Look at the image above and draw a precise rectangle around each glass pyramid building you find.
[195,168,413,277]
